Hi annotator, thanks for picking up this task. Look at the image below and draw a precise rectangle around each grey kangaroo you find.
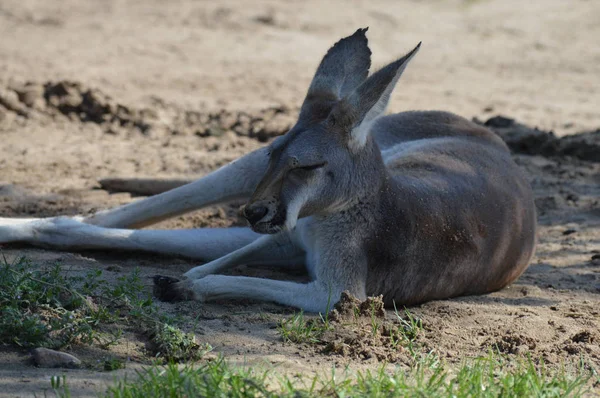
[0,29,537,312]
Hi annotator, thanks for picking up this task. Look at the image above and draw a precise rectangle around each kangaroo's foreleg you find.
[186,276,335,313]
[182,232,305,280]
[157,231,368,313]
[154,231,308,304]
[169,263,363,313]
[83,147,270,229]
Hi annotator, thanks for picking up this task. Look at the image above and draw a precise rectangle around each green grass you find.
[269,300,594,397]
[0,255,97,348]
[151,323,210,362]
[389,302,423,353]
[277,302,423,353]
[102,357,127,371]
[49,353,593,398]
[277,310,331,344]
[393,303,422,342]
[0,255,209,363]
[3,254,595,397]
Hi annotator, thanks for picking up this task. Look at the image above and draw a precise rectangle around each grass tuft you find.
[106,358,270,398]
[102,357,126,371]
[150,323,210,362]
[75,353,592,397]
[277,310,330,344]
[0,256,96,348]
[0,255,209,363]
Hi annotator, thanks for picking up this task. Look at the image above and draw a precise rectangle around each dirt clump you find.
[176,106,295,142]
[561,332,597,357]
[42,81,153,133]
[316,292,415,363]
[571,330,595,344]
[487,334,538,355]
[328,291,386,322]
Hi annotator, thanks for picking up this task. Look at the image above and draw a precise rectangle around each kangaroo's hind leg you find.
[0,216,263,261]
[0,217,48,243]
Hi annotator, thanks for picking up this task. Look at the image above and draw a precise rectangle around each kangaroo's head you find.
[244,28,420,234]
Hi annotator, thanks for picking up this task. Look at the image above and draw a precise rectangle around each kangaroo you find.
[0,29,537,312]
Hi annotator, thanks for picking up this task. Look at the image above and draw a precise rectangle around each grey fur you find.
[0,30,536,313]
[299,28,371,124]
[213,35,536,310]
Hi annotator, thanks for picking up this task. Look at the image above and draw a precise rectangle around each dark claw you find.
[153,275,194,302]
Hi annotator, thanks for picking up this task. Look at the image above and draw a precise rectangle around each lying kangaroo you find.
[0,29,536,312]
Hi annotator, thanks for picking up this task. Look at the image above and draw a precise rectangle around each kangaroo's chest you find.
[293,217,320,279]
[293,212,376,281]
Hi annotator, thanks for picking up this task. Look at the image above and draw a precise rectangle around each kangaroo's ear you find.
[335,42,421,150]
[298,28,371,124]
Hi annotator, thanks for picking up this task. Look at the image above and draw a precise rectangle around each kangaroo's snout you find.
[243,204,269,225]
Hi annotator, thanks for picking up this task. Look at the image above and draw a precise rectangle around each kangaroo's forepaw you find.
[152,275,195,302]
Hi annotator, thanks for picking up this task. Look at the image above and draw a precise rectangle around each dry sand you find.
[0,0,599,396]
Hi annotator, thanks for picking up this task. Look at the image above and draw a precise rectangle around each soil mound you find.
[0,80,297,141]
[481,115,600,162]
[315,292,420,363]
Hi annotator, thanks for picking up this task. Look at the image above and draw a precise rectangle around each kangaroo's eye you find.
[289,162,326,178]
[298,163,326,171]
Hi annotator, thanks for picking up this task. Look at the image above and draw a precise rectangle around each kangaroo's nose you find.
[244,205,268,225]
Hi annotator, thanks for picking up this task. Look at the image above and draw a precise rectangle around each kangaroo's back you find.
[366,111,537,306]
[372,110,507,151]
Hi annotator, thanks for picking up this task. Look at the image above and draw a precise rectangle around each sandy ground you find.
[0,0,599,396]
